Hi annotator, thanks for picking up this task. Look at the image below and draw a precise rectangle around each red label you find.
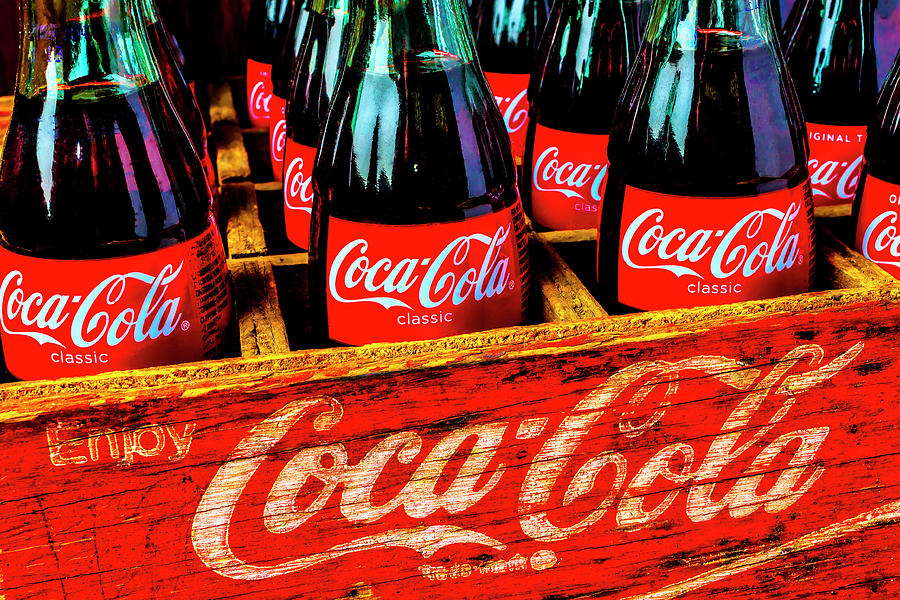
[807,122,866,207]
[269,95,288,180]
[246,59,273,129]
[0,220,232,381]
[530,124,608,230]
[855,174,900,280]
[484,72,529,164]
[325,202,530,345]
[283,138,317,250]
[617,184,814,310]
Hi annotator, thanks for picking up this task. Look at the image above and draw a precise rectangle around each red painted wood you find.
[1,299,899,599]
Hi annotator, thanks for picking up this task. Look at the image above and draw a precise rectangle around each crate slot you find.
[255,183,302,256]
[817,219,896,290]
[530,232,607,322]
[228,256,291,357]
[223,181,269,259]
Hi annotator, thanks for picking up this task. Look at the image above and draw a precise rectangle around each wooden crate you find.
[0,82,898,599]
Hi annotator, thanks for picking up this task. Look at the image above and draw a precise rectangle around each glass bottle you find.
[469,0,553,166]
[598,0,815,312]
[524,0,650,231]
[269,0,307,181]
[138,0,218,206]
[309,0,530,345]
[282,0,350,249]
[783,0,877,207]
[854,49,900,280]
[246,0,294,128]
[0,0,231,380]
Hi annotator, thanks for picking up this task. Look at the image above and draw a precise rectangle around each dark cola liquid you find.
[147,21,208,159]
[312,57,518,226]
[246,0,293,64]
[863,53,900,185]
[309,55,518,324]
[782,0,877,124]
[529,0,649,135]
[0,83,212,259]
[272,0,306,98]
[469,0,552,73]
[598,35,808,308]
[285,8,346,147]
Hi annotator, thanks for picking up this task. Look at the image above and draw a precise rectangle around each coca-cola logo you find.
[808,155,863,201]
[622,203,803,279]
[249,81,272,121]
[284,156,314,213]
[191,342,863,581]
[271,118,287,162]
[532,146,607,201]
[0,264,185,349]
[328,227,513,310]
[860,210,900,268]
[495,88,528,134]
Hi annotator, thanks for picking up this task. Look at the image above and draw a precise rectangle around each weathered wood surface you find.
[1,291,899,599]
[531,232,608,322]
[816,221,895,290]
[229,257,291,356]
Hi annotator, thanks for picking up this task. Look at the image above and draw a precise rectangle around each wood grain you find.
[816,221,896,290]
[212,121,253,184]
[207,81,240,128]
[229,257,290,357]
[223,181,269,259]
[530,233,607,322]
[0,294,898,599]
[1,283,897,407]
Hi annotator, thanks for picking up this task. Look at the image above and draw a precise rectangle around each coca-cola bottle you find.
[139,0,218,205]
[0,0,232,380]
[469,0,551,166]
[156,0,188,74]
[283,0,350,249]
[524,0,649,231]
[310,0,530,346]
[268,0,306,180]
[598,0,815,312]
[876,0,900,86]
[854,49,900,279]
[246,0,294,128]
[783,0,877,207]
[770,0,783,33]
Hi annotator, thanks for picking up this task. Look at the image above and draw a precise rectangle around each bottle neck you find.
[310,0,348,17]
[346,0,477,75]
[136,0,160,25]
[18,0,160,99]
[643,0,779,51]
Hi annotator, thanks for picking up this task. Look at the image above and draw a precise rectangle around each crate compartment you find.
[0,81,898,600]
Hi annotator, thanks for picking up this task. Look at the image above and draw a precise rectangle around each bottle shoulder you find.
[0,86,212,258]
[314,64,519,224]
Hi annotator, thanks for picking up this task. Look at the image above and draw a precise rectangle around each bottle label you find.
[484,72,530,164]
[530,124,609,230]
[855,174,900,280]
[806,122,866,207]
[0,220,232,381]
[247,59,273,129]
[617,184,814,310]
[325,202,530,345]
[283,138,317,250]
[269,95,288,180]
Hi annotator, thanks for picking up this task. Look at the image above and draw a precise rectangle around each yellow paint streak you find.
[624,499,900,600]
